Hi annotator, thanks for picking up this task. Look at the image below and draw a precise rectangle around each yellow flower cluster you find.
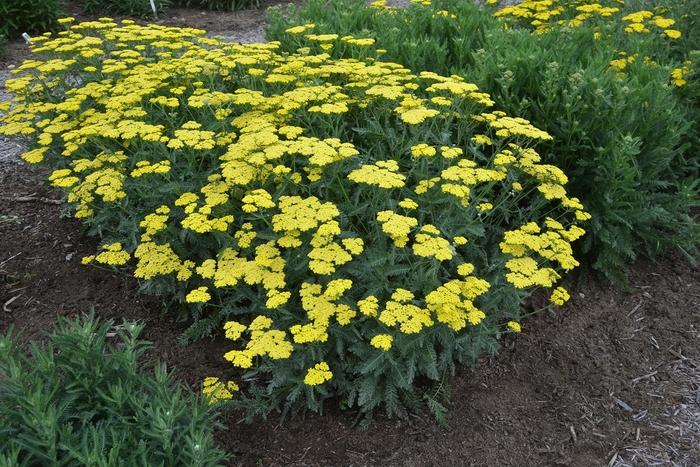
[348,160,406,188]
[494,0,681,40]
[425,266,490,330]
[671,65,690,87]
[501,218,585,288]
[224,316,294,368]
[0,19,589,394]
[202,377,239,404]
[412,225,453,261]
[376,210,419,247]
[378,289,433,334]
[370,334,393,350]
[621,11,680,38]
[550,286,571,305]
[82,242,130,266]
[186,286,211,303]
[289,280,355,343]
[609,52,638,77]
[304,362,333,386]
[506,321,522,332]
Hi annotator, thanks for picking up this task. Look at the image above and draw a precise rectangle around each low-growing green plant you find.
[0,0,64,39]
[0,314,228,466]
[266,0,700,284]
[79,0,171,17]
[0,20,588,418]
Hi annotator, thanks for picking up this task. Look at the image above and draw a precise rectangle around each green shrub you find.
[0,21,587,418]
[266,0,700,284]
[0,314,228,465]
[0,0,64,39]
[79,0,171,17]
[173,0,260,11]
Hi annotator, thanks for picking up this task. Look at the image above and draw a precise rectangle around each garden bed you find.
[0,1,699,465]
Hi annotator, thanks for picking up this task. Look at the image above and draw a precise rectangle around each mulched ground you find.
[1,3,699,466]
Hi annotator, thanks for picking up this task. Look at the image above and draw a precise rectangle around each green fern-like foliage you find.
[0,314,228,466]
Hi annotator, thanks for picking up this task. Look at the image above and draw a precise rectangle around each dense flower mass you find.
[492,0,681,39]
[0,18,588,415]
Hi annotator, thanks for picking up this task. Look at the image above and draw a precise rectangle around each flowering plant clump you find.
[0,18,588,418]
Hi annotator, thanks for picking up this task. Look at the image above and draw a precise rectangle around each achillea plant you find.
[0,18,588,418]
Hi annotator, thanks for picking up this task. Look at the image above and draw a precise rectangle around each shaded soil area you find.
[1,161,698,466]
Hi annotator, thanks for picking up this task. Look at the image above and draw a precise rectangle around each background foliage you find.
[173,0,260,11]
[0,0,64,39]
[78,0,172,17]
[0,314,227,466]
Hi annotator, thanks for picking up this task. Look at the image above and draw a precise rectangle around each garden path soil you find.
[1,4,699,466]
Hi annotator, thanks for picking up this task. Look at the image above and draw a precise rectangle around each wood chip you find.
[632,371,658,383]
[3,294,21,312]
[614,397,634,412]
[13,195,63,205]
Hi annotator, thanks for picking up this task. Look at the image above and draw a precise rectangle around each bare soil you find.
[1,4,699,466]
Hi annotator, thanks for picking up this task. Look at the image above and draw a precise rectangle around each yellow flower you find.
[370,334,393,351]
[664,29,681,40]
[412,225,453,261]
[94,242,130,266]
[186,286,211,303]
[453,236,468,245]
[550,286,570,306]
[410,143,436,157]
[202,377,238,404]
[506,321,521,333]
[477,202,493,212]
[398,198,418,210]
[304,362,333,386]
[377,210,418,247]
[348,160,406,189]
[223,321,246,341]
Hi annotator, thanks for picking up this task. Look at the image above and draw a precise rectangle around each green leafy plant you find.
[266,0,700,284]
[0,314,228,465]
[0,0,64,38]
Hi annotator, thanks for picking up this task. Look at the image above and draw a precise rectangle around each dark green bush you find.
[0,0,64,39]
[173,0,260,11]
[266,0,700,284]
[79,0,171,17]
[0,314,228,466]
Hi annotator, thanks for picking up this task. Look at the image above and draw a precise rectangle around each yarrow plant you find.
[0,18,588,418]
